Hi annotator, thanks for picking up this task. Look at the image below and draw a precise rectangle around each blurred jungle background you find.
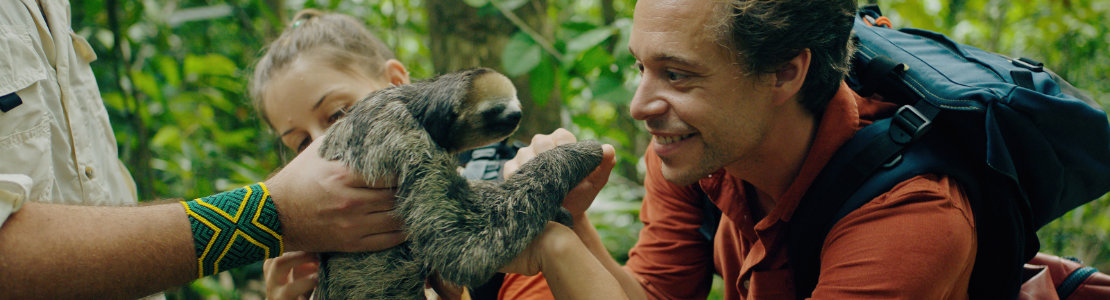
[71,0,1108,298]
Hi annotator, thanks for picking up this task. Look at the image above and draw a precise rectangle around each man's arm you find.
[0,202,194,298]
[503,129,647,299]
[0,137,403,299]
[569,212,648,299]
[500,222,629,300]
[810,175,976,299]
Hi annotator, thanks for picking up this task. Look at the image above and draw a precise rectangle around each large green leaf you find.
[567,27,613,54]
[129,71,162,102]
[155,55,181,88]
[529,57,557,106]
[502,32,543,77]
[591,71,633,104]
[151,126,182,149]
[184,54,237,77]
[574,46,615,75]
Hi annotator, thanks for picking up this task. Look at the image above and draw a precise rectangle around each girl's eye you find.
[327,105,351,124]
[634,62,644,73]
[297,137,312,153]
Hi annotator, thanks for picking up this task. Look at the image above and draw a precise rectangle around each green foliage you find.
[502,32,544,77]
[72,0,1108,298]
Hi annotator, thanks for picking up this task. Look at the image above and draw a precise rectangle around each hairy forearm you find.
[572,215,647,300]
[0,202,195,298]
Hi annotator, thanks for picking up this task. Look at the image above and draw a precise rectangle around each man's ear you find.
[384,59,411,86]
[771,49,811,106]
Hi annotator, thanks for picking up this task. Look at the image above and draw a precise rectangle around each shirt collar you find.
[766,82,863,223]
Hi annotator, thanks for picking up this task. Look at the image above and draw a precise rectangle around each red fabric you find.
[498,273,555,300]
[1024,253,1110,300]
[624,83,977,299]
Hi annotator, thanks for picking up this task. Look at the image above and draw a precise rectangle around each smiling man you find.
[504,0,977,299]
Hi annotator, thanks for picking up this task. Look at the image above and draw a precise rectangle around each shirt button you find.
[743,279,751,289]
[84,166,95,179]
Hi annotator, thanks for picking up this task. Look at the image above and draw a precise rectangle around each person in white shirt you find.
[0,1,404,298]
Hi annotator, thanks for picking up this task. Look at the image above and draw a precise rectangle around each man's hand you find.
[503,129,617,218]
[265,137,405,253]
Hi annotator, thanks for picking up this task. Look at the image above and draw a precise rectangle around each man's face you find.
[629,0,778,186]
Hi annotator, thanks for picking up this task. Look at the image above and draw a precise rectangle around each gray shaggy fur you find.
[317,68,603,299]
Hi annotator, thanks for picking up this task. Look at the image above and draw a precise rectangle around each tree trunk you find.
[425,0,560,141]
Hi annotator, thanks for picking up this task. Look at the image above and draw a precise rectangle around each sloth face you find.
[446,70,522,151]
[412,68,522,153]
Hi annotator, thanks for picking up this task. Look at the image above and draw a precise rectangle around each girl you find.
[249,8,409,300]
[249,9,593,300]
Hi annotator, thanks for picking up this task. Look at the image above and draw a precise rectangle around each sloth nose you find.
[503,109,522,125]
[485,105,522,126]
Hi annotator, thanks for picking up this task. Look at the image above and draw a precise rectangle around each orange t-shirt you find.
[624,83,976,299]
[498,273,554,300]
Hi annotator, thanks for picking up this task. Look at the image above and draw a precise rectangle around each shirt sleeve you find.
[624,147,716,300]
[0,174,32,227]
[811,174,977,299]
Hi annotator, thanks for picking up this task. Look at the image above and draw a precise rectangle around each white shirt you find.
[0,0,138,225]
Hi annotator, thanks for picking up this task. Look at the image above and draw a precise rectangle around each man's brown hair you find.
[712,0,857,116]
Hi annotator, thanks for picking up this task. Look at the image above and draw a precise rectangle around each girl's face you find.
[263,53,408,152]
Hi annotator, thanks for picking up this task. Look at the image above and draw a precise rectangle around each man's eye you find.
[635,62,645,73]
[297,137,312,153]
[666,70,690,81]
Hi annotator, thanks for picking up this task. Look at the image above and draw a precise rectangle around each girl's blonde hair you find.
[249,9,395,129]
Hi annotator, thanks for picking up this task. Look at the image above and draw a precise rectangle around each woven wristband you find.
[181,182,283,277]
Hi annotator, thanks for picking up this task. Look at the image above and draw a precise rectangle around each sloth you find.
[316,68,604,299]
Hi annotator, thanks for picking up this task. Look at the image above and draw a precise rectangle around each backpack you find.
[698,5,1110,299]
[1021,254,1110,300]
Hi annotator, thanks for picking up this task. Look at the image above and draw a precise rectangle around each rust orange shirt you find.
[499,273,554,300]
[623,83,977,299]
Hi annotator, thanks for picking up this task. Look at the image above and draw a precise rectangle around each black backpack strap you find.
[698,187,723,242]
[1057,266,1100,299]
[788,97,941,298]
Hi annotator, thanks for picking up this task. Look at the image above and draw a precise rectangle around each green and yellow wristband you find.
[181,182,283,277]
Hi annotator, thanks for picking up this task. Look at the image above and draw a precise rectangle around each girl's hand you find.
[263,251,320,300]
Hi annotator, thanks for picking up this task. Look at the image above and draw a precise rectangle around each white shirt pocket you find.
[0,25,56,202]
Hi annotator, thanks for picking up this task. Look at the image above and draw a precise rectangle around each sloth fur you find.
[316,68,603,299]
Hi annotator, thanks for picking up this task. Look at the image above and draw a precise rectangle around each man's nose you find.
[629,80,668,121]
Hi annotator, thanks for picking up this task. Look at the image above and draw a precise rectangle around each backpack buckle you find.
[890,105,933,144]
